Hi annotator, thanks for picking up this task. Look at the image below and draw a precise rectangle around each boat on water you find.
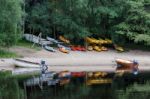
[14,59,40,68]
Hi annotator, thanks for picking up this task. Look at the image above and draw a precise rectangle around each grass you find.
[16,39,42,51]
[0,49,18,58]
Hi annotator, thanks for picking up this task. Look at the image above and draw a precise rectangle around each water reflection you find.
[1,72,150,99]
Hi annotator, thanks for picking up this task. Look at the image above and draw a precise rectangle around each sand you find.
[0,46,150,73]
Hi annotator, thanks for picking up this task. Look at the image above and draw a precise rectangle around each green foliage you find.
[25,0,52,36]
[0,72,25,99]
[0,0,24,47]
[0,0,148,47]
[117,82,150,99]
[16,39,41,51]
[114,0,150,45]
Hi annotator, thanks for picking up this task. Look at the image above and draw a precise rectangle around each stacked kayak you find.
[59,36,70,44]
[85,37,112,45]
[87,45,108,52]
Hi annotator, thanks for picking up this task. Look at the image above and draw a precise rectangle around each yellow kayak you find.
[59,36,70,44]
[114,45,124,52]
[93,46,102,52]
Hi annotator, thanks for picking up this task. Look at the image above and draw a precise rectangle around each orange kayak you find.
[116,59,133,66]
[59,47,69,53]
[116,59,139,71]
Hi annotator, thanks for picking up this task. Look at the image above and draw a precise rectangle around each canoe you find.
[44,45,56,52]
[14,59,40,68]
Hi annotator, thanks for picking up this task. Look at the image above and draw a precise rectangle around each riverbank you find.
[0,49,150,74]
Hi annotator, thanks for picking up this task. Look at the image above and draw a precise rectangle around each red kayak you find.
[71,46,86,51]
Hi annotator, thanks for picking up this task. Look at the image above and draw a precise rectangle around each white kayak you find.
[47,36,62,44]
[14,59,40,68]
[44,45,56,52]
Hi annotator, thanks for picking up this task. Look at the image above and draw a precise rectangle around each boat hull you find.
[14,60,40,68]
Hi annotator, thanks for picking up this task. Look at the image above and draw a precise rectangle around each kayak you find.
[44,45,56,52]
[116,59,134,67]
[87,46,93,51]
[59,47,69,53]
[47,36,62,44]
[58,44,71,51]
[71,46,86,51]
[115,59,139,73]
[59,36,70,44]
[93,46,102,52]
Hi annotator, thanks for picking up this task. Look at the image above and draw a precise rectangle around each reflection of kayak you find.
[86,79,112,85]
[71,72,86,77]
[59,47,69,53]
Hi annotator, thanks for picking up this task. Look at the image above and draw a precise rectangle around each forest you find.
[0,0,150,47]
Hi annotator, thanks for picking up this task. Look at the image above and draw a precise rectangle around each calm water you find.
[1,72,150,99]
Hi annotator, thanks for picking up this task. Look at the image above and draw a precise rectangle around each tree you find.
[25,0,53,36]
[114,0,150,45]
[0,0,23,47]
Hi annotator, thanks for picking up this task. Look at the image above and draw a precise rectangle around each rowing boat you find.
[14,59,40,68]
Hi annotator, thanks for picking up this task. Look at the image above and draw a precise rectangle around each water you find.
[1,72,150,99]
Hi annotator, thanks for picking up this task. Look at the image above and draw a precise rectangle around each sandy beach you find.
[0,47,150,72]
